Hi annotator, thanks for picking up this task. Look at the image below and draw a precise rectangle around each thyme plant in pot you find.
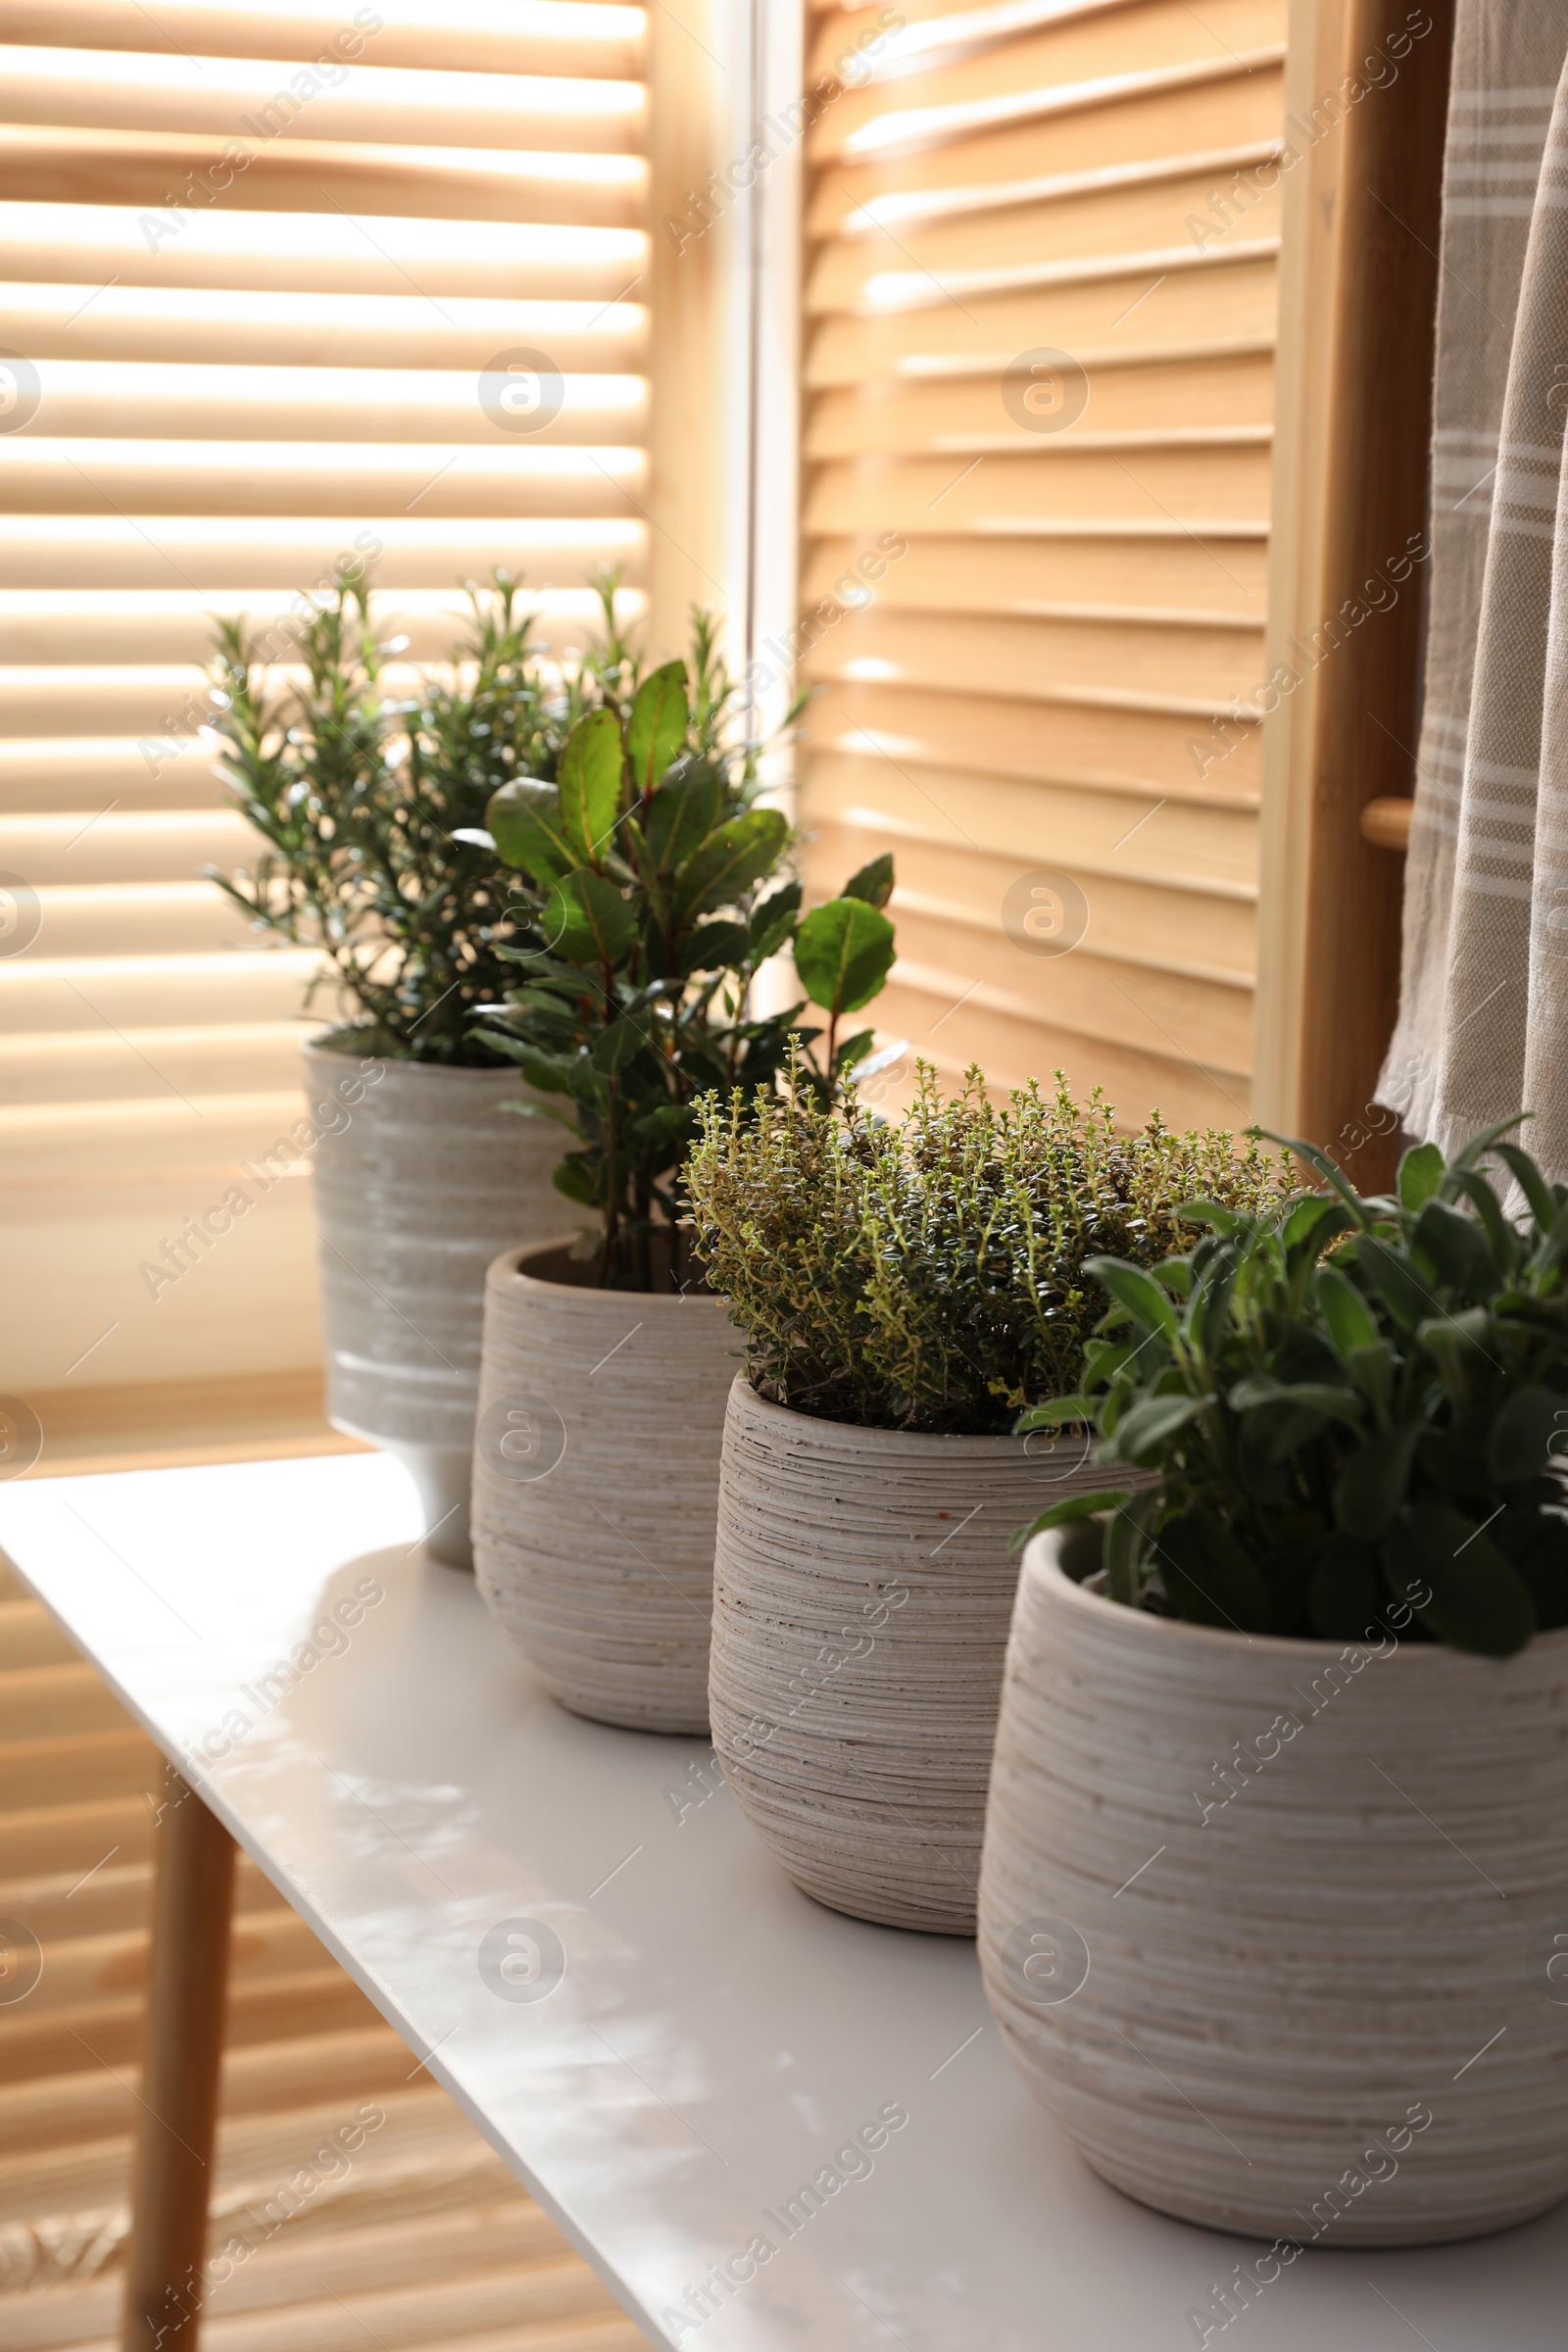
[980,1122,1568,2244]
[210,572,577,1563]
[686,1062,1286,1933]
[466,639,897,1735]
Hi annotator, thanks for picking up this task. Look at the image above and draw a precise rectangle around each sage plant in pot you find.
[981,1121,1568,2244]
[210,572,578,1562]
[466,631,897,1733]
[687,1062,1285,1933]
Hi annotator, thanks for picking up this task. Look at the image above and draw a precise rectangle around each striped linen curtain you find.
[1379,1,1568,1174]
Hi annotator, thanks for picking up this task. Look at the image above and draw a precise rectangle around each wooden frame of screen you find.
[1253,0,1455,1185]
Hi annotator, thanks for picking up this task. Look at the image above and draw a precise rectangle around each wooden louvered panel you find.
[808,61,1285,234]
[797,0,1282,1126]
[0,0,646,78]
[0,0,651,1397]
[0,126,645,224]
[0,1542,642,2350]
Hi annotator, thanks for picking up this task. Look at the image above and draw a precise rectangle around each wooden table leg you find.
[122,1768,236,2352]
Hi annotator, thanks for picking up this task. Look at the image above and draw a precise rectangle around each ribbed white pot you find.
[710,1379,1128,1936]
[979,1534,1568,2245]
[471,1242,738,1734]
[302,1040,560,1567]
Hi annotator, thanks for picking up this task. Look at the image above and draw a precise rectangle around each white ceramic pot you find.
[471,1241,738,1734]
[978,1534,1568,2246]
[709,1379,1123,1936]
[302,1040,561,1568]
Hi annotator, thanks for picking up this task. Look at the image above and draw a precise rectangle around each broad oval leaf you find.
[674,807,790,921]
[1112,1391,1212,1463]
[750,879,802,960]
[540,868,636,967]
[1397,1140,1445,1212]
[1316,1263,1381,1360]
[1352,1234,1435,1332]
[1489,1384,1568,1486]
[794,895,897,1015]
[1333,1421,1421,1537]
[647,762,722,870]
[1157,1507,1275,1634]
[1412,1198,1498,1298]
[1381,1501,1536,1656]
[1084,1254,1180,1342]
[486,779,575,881]
[626,660,689,795]
[556,707,624,863]
[841,852,895,908]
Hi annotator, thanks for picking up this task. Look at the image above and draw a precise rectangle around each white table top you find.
[1,1452,1563,2351]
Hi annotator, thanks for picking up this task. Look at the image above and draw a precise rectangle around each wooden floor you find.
[0,1386,647,2352]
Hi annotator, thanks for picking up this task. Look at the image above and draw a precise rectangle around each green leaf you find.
[1013,1489,1132,1552]
[1104,1488,1159,1606]
[647,762,722,870]
[1381,1501,1536,1657]
[541,869,636,967]
[590,1012,655,1076]
[1258,1129,1375,1228]
[626,660,688,795]
[678,918,750,976]
[1334,1421,1421,1538]
[1282,1193,1356,1260]
[1309,1535,1384,1640]
[750,880,802,960]
[1014,1396,1095,1433]
[1443,1168,1518,1274]
[556,708,624,863]
[1397,1140,1445,1211]
[1411,1198,1497,1298]
[1352,1235,1435,1332]
[1083,1254,1181,1342]
[486,779,576,881]
[794,895,897,1015]
[1156,1507,1274,1633]
[1450,1110,1527,1172]
[675,807,790,921]
[841,852,894,909]
[1494,1142,1557,1233]
[1489,1385,1568,1485]
[1316,1264,1381,1360]
[1111,1391,1212,1463]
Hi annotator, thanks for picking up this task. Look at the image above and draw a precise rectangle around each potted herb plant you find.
[982,1122,1568,2244]
[686,1060,1285,1933]
[209,571,584,1563]
[466,634,896,1735]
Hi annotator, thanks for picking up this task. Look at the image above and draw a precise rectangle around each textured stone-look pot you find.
[978,1535,1568,2245]
[471,1242,738,1733]
[710,1379,1127,1936]
[302,1041,560,1569]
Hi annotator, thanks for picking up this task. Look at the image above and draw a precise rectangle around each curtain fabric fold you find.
[1379,2,1568,1172]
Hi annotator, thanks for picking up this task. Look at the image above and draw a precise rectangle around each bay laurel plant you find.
[210,569,575,1063]
[1022,1119,1568,1655]
[470,640,898,1291]
[686,1055,1288,1434]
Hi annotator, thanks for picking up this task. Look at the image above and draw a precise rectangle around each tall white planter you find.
[710,1379,1123,1935]
[979,1534,1568,2245]
[302,1040,560,1567]
[471,1242,738,1733]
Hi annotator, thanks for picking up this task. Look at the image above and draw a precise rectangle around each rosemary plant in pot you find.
[466,637,897,1734]
[686,1062,1285,1933]
[980,1123,1568,2245]
[210,573,572,1564]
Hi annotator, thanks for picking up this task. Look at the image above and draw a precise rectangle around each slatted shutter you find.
[797,0,1286,1129]
[0,0,649,1399]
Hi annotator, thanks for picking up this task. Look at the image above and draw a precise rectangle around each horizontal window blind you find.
[0,0,648,1396]
[797,0,1284,1130]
